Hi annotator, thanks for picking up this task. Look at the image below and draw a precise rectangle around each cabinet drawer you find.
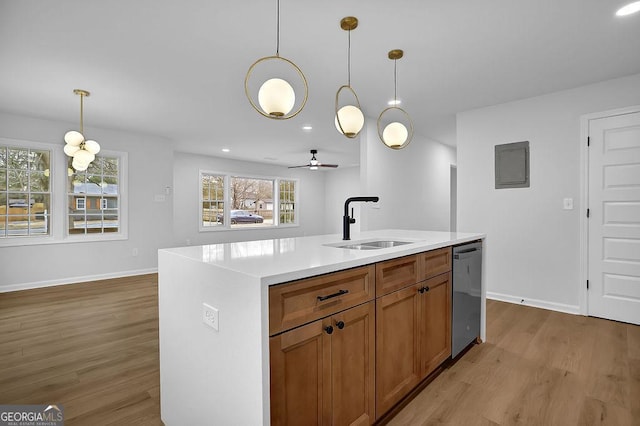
[269,265,375,335]
[376,254,419,297]
[419,247,451,280]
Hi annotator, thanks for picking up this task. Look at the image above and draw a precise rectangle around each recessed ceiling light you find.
[387,99,401,106]
[302,125,313,130]
[222,148,230,153]
[616,1,640,16]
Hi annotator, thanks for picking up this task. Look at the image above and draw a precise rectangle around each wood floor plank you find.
[0,274,161,425]
[2,279,639,426]
[387,299,640,426]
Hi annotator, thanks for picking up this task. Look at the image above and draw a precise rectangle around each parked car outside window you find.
[217,210,264,224]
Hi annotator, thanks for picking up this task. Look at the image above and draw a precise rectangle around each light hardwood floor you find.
[1,275,638,425]
[0,274,161,425]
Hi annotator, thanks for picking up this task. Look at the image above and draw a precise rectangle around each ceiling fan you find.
[288,149,339,170]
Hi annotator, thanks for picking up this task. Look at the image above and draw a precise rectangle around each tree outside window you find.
[200,172,297,230]
[202,174,224,228]
[279,180,296,225]
[0,145,51,238]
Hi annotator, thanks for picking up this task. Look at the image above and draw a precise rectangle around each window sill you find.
[0,232,128,248]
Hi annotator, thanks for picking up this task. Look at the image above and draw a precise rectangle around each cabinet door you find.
[419,272,452,378]
[418,247,452,280]
[375,284,422,418]
[270,319,332,426]
[269,265,375,335]
[375,255,419,297]
[331,302,375,426]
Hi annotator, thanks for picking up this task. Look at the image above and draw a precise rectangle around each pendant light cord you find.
[394,59,397,102]
[276,0,280,56]
[79,93,84,134]
[347,29,351,86]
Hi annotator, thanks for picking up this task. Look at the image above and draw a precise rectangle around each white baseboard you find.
[0,268,158,293]
[487,291,581,315]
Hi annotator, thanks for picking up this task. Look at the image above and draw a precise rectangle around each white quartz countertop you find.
[159,229,485,286]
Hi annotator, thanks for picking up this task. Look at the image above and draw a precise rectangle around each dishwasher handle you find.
[454,247,481,260]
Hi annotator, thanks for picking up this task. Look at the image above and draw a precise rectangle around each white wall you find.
[172,151,326,246]
[457,73,640,313]
[0,112,174,291]
[323,166,361,235]
[360,120,457,232]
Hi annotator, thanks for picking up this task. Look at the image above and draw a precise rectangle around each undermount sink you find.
[331,240,414,250]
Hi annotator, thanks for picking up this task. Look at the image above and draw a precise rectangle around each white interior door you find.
[588,110,640,325]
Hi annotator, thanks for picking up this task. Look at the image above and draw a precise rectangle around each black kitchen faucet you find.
[343,196,379,240]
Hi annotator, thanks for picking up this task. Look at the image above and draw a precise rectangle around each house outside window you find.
[0,145,51,238]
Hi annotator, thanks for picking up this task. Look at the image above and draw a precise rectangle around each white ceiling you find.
[1,0,639,168]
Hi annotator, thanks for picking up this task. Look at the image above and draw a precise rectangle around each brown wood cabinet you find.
[270,246,455,424]
[418,247,451,280]
[269,265,375,336]
[375,254,419,297]
[270,302,375,426]
[375,283,422,417]
[419,272,452,377]
[375,251,452,419]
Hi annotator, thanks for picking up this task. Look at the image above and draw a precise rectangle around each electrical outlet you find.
[563,198,574,210]
[202,303,219,331]
[132,248,139,257]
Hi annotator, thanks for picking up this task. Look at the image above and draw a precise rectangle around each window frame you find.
[199,170,299,232]
[0,138,55,246]
[76,198,86,211]
[65,149,128,242]
[0,138,128,248]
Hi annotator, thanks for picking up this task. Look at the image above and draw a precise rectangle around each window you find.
[0,145,51,238]
[202,174,224,228]
[200,171,298,231]
[230,176,273,228]
[279,179,296,225]
[68,155,121,235]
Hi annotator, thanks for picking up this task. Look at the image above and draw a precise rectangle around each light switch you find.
[563,198,573,210]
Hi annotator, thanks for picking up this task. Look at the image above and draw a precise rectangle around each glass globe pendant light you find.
[63,89,100,171]
[245,0,308,120]
[335,16,364,139]
[377,50,414,149]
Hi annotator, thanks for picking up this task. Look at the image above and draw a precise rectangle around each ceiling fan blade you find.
[289,150,340,169]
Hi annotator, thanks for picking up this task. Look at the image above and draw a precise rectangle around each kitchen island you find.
[158,229,485,425]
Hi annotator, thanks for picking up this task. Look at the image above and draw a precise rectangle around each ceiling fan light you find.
[64,130,84,146]
[63,143,81,157]
[310,166,319,170]
[84,140,101,155]
[335,105,364,137]
[383,122,409,147]
[258,78,295,117]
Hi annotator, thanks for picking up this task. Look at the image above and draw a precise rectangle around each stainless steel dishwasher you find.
[452,241,482,358]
